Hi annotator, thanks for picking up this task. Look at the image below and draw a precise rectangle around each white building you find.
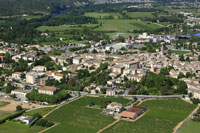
[32,66,47,72]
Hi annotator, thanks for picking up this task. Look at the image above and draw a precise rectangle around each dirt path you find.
[173,105,200,133]
[97,119,120,133]
[39,123,60,133]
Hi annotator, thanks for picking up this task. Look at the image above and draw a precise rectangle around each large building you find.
[26,73,38,84]
[11,89,30,100]
[38,86,60,95]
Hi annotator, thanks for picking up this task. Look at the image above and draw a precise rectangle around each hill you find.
[0,0,159,16]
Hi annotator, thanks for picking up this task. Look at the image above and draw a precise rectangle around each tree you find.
[4,83,15,93]
[179,55,185,61]
[198,55,200,61]
[178,72,185,79]
[186,72,193,78]
[177,80,188,94]
[189,92,193,98]
[16,105,23,111]
[160,68,169,75]
[33,113,42,119]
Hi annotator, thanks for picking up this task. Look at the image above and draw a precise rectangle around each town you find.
[0,0,200,132]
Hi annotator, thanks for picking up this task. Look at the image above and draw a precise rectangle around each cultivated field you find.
[96,19,161,32]
[126,12,154,18]
[180,120,200,133]
[84,12,122,19]
[38,24,98,32]
[45,96,131,132]
[104,98,196,133]
[25,106,56,116]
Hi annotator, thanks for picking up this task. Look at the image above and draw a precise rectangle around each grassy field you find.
[24,107,56,116]
[0,120,45,133]
[45,96,131,132]
[22,15,42,20]
[96,19,161,32]
[126,12,154,18]
[104,98,196,133]
[169,50,190,55]
[180,120,200,133]
[84,12,122,19]
[0,102,9,107]
[0,102,14,120]
[38,24,98,32]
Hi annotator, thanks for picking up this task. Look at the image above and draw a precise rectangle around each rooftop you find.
[39,86,58,91]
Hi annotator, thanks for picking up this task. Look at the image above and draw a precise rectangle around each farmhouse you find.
[38,86,60,95]
[22,116,33,125]
[120,111,137,120]
[106,102,123,115]
[127,106,146,115]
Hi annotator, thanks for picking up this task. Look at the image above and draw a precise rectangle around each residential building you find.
[38,86,60,95]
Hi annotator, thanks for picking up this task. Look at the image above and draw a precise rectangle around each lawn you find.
[0,120,45,133]
[96,19,161,32]
[104,98,196,133]
[24,106,56,116]
[169,50,190,55]
[180,120,200,133]
[45,96,131,133]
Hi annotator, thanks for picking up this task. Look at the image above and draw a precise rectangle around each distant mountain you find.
[0,0,187,16]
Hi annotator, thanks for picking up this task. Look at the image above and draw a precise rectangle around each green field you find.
[180,120,200,133]
[126,12,154,18]
[38,24,98,32]
[24,106,56,116]
[104,98,196,133]
[22,15,42,20]
[169,50,190,55]
[96,19,161,32]
[45,96,131,132]
[0,120,45,133]
[84,12,122,19]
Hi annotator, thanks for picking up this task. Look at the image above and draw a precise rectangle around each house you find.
[38,86,60,95]
[32,66,47,72]
[22,116,34,125]
[11,89,30,100]
[12,72,22,80]
[53,73,64,81]
[106,89,116,96]
[106,102,123,115]
[73,57,82,65]
[39,77,48,86]
[120,111,137,120]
